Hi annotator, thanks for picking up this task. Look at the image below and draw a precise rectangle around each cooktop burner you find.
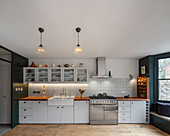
[89,95,117,99]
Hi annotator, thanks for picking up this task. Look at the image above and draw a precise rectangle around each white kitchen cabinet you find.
[118,101,148,124]
[32,101,48,123]
[63,68,75,83]
[130,101,146,123]
[37,68,49,83]
[19,101,33,123]
[49,68,62,83]
[76,68,88,83]
[48,105,73,123]
[23,67,36,83]
[74,101,89,123]
[60,106,73,123]
[48,106,60,123]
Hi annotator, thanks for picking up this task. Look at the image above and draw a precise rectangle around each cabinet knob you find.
[24,109,26,111]
[62,107,64,108]
[132,102,134,104]
[24,101,26,103]
[57,107,59,108]
[24,117,26,119]
[38,102,40,103]
[123,107,125,109]
[123,102,125,104]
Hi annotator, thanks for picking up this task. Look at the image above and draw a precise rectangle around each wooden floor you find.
[3,124,169,136]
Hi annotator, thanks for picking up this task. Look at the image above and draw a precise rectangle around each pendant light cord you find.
[40,32,42,45]
[78,32,79,45]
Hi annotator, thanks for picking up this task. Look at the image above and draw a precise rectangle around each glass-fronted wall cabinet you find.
[76,68,88,83]
[50,68,62,83]
[63,68,75,83]
[37,68,49,83]
[24,67,36,83]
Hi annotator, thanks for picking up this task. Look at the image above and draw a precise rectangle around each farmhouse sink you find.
[48,96,74,105]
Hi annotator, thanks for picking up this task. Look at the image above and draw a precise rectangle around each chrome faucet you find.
[62,87,67,97]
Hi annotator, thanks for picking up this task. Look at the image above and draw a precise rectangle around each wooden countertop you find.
[74,96,90,101]
[116,97,150,101]
[19,96,51,101]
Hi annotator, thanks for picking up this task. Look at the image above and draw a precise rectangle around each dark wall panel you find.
[139,56,149,77]
[12,53,28,128]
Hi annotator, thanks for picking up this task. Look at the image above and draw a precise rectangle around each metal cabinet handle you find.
[57,107,59,108]
[24,109,26,111]
[132,102,134,104]
[24,117,26,119]
[24,101,26,103]
[62,107,64,108]
[38,102,40,103]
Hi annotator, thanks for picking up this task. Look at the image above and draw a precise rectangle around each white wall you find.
[29,58,138,78]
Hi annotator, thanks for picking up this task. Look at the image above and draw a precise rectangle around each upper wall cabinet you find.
[23,67,36,83]
[23,67,88,83]
[50,68,62,83]
[63,68,75,83]
[76,68,88,83]
[37,68,49,83]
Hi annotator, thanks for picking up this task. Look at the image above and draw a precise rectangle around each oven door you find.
[90,105,104,122]
[104,105,118,124]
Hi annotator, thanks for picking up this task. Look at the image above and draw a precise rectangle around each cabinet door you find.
[74,101,89,123]
[76,68,88,83]
[24,67,36,83]
[48,106,60,123]
[37,68,49,83]
[0,98,11,124]
[130,101,146,123]
[50,68,62,83]
[63,68,75,83]
[32,101,47,123]
[60,106,73,123]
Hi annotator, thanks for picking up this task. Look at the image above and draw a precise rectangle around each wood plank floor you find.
[3,124,169,136]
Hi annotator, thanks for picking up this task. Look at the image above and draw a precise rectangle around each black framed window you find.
[158,57,170,101]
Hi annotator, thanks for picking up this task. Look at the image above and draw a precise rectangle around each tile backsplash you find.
[29,78,137,97]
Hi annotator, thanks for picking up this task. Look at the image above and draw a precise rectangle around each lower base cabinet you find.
[118,101,147,123]
[74,101,89,123]
[48,105,73,123]
[32,101,47,123]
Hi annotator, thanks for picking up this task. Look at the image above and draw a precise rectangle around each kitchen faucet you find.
[62,87,67,97]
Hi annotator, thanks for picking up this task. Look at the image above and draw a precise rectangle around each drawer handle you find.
[123,102,125,104]
[38,102,40,103]
[62,107,64,108]
[24,102,26,103]
[132,102,134,104]
[57,107,59,108]
[24,109,26,111]
[24,117,26,119]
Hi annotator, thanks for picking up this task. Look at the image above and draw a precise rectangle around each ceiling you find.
[0,0,170,59]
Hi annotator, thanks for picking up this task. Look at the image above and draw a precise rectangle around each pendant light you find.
[74,27,83,54]
[37,27,45,53]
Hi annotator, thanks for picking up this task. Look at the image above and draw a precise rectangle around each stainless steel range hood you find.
[91,57,111,79]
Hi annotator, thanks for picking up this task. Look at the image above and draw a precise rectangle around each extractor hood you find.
[91,57,111,79]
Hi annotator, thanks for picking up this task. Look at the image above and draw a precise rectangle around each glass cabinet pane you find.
[64,68,75,82]
[50,68,62,82]
[37,68,49,82]
[77,69,88,82]
[25,68,36,82]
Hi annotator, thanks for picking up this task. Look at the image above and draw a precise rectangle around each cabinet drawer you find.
[19,101,32,108]
[118,118,130,123]
[19,108,32,115]
[119,112,130,118]
[119,107,130,112]
[118,101,130,107]
[19,115,32,123]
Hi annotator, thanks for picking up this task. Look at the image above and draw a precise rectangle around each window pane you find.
[159,80,170,101]
[158,58,170,79]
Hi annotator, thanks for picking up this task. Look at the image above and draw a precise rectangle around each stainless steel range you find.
[89,95,118,125]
